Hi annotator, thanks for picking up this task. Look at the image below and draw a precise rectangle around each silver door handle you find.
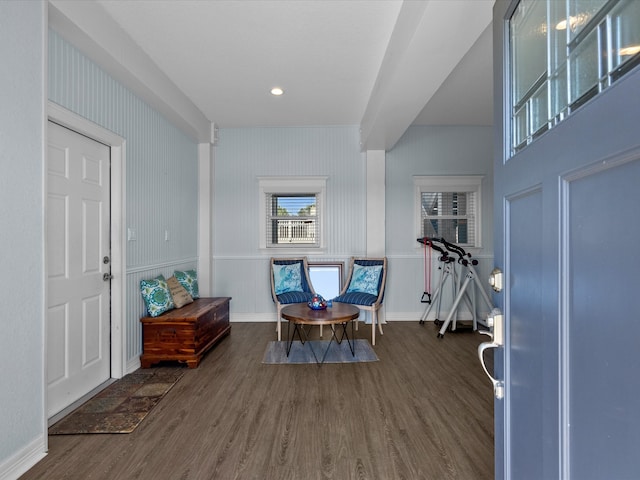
[103,273,113,281]
[489,267,503,292]
[478,308,504,399]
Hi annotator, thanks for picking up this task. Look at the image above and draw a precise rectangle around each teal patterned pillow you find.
[174,270,200,299]
[273,263,303,295]
[347,264,382,295]
[140,275,174,317]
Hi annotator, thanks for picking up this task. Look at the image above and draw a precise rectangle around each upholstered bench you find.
[140,297,231,368]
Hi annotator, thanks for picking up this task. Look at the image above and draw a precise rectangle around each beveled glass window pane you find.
[550,0,569,71]
[513,105,528,150]
[531,83,549,133]
[509,0,638,158]
[610,0,640,71]
[550,64,568,120]
[569,0,608,39]
[569,28,599,103]
[511,0,547,104]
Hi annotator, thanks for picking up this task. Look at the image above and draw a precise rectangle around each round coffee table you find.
[280,303,360,364]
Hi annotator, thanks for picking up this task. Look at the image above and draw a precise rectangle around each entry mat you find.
[49,367,185,434]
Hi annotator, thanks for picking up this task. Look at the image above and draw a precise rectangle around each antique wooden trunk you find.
[140,297,231,368]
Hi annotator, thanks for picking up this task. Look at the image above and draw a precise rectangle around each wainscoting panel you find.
[126,260,197,370]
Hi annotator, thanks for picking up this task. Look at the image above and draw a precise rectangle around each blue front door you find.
[492,1,640,478]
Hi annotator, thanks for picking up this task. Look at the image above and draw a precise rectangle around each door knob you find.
[103,273,113,281]
[489,267,503,292]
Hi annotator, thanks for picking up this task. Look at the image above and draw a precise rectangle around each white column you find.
[197,141,214,296]
[366,150,386,256]
[366,149,386,325]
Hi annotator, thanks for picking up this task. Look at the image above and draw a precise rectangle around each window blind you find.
[421,191,476,246]
[265,194,319,247]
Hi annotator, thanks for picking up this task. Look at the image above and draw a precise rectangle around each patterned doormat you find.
[49,367,185,435]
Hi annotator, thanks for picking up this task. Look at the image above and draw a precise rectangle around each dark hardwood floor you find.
[23,321,494,480]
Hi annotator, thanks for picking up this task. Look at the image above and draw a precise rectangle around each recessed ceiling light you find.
[270,87,284,96]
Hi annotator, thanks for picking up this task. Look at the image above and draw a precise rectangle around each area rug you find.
[262,339,379,364]
[49,367,185,435]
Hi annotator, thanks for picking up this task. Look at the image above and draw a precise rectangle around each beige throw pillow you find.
[166,275,194,308]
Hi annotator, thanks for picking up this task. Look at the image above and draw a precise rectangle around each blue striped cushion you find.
[334,291,378,306]
[277,291,315,305]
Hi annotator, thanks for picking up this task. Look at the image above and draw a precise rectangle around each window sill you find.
[260,247,327,256]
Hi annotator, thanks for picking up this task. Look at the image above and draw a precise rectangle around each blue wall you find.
[48,29,200,365]
[0,0,46,473]
[214,124,494,321]
[388,125,493,319]
[213,126,366,316]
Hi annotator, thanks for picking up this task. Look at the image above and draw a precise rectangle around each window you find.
[259,176,327,250]
[414,176,482,248]
[509,0,640,155]
[268,194,317,245]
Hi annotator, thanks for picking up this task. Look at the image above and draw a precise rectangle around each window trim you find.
[258,176,328,252]
[413,175,483,249]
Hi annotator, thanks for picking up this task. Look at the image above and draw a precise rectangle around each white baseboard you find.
[0,435,47,480]
[385,310,488,322]
[127,357,141,374]
[231,313,277,322]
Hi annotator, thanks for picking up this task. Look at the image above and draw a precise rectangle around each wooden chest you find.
[140,297,231,368]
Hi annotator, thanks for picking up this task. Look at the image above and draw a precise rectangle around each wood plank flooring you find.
[23,321,494,480]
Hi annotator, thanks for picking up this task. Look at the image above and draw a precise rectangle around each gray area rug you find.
[262,339,378,364]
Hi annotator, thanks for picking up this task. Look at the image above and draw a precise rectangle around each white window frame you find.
[258,176,328,253]
[413,175,483,249]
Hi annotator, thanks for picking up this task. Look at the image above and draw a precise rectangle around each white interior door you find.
[47,121,111,418]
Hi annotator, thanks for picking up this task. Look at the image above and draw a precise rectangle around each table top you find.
[281,302,360,326]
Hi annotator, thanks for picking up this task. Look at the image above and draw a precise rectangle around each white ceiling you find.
[51,0,494,149]
[413,22,493,127]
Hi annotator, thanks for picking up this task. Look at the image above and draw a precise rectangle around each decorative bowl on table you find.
[308,294,327,310]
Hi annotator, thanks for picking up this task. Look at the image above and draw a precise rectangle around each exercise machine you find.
[435,238,493,338]
[417,237,459,326]
[417,237,494,338]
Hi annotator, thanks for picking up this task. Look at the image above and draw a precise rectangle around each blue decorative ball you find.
[308,294,327,310]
